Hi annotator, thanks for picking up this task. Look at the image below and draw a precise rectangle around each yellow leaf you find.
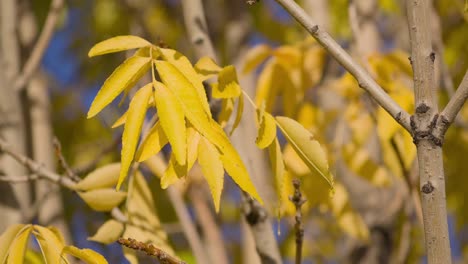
[62,246,108,264]
[111,111,127,128]
[0,224,25,263]
[88,35,151,57]
[377,89,413,140]
[212,66,241,98]
[303,46,325,88]
[273,46,301,67]
[74,163,121,191]
[269,138,285,207]
[118,83,153,190]
[153,81,187,165]
[34,225,65,264]
[275,116,333,188]
[155,61,261,202]
[6,225,32,264]
[256,108,277,149]
[194,56,221,81]
[87,55,151,118]
[242,44,272,74]
[218,98,235,128]
[198,137,225,212]
[255,59,279,111]
[143,155,167,179]
[158,48,211,117]
[229,95,244,136]
[78,189,127,212]
[136,121,169,162]
[186,127,201,170]
[161,155,185,189]
[88,220,124,244]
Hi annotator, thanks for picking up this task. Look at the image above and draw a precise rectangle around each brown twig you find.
[289,178,307,264]
[53,137,81,181]
[14,0,65,91]
[118,237,186,264]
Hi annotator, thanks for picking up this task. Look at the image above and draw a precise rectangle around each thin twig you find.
[14,0,65,91]
[118,237,186,264]
[0,174,38,183]
[53,137,81,181]
[272,0,411,132]
[289,178,307,264]
[440,70,468,127]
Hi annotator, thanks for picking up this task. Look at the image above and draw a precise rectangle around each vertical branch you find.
[289,179,306,264]
[406,0,452,263]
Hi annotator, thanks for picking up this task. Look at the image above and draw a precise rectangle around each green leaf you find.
[118,83,153,190]
[198,137,224,212]
[88,35,151,57]
[88,220,124,245]
[158,48,212,117]
[74,163,121,191]
[255,108,277,149]
[153,81,187,165]
[7,225,32,264]
[62,246,108,264]
[243,44,272,74]
[34,225,65,264]
[194,56,222,81]
[0,224,25,263]
[78,189,127,212]
[275,116,333,188]
[136,121,169,162]
[212,66,241,98]
[155,61,262,203]
[87,55,151,118]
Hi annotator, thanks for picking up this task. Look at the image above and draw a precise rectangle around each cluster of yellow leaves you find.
[72,163,172,264]
[0,224,107,264]
[243,37,326,117]
[87,35,335,215]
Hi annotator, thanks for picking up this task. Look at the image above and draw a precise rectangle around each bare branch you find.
[14,0,65,91]
[272,0,411,132]
[118,237,186,264]
[289,179,306,264]
[440,70,468,127]
[0,174,38,183]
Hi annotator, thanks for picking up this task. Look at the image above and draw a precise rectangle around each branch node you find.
[118,237,186,264]
[310,25,319,34]
[421,181,435,194]
[430,51,436,63]
[415,103,430,114]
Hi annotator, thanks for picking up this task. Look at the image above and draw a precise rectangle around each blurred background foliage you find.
[16,0,468,263]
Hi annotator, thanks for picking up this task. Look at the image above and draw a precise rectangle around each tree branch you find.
[289,179,306,264]
[272,0,411,132]
[440,70,468,127]
[118,237,186,264]
[14,0,65,91]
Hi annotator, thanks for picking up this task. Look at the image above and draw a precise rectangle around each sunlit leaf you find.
[161,155,185,189]
[62,246,108,264]
[34,225,65,264]
[256,108,277,149]
[136,121,169,162]
[255,59,279,111]
[118,83,153,190]
[212,66,241,98]
[88,35,151,57]
[229,95,244,136]
[269,138,286,208]
[87,56,151,118]
[74,163,121,191]
[198,137,224,212]
[218,98,235,128]
[78,189,127,212]
[7,225,32,264]
[111,111,127,128]
[0,224,25,263]
[276,116,333,188]
[242,44,272,74]
[88,220,124,244]
[158,48,211,117]
[155,61,261,202]
[194,56,221,81]
[153,81,187,165]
